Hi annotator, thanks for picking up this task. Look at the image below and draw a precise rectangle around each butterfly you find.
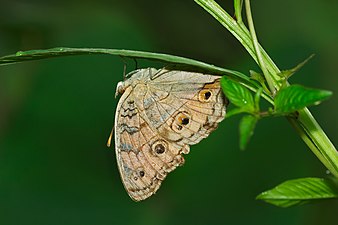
[107,68,228,201]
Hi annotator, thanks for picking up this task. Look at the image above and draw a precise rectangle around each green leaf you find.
[221,76,255,112]
[277,54,315,80]
[257,177,338,208]
[257,178,338,207]
[274,85,332,114]
[239,115,258,150]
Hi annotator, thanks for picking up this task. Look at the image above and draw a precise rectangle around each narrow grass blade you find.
[0,47,246,79]
[0,47,274,104]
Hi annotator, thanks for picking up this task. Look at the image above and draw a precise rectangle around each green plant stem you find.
[194,0,338,177]
[296,109,338,175]
[244,0,275,95]
[234,0,243,23]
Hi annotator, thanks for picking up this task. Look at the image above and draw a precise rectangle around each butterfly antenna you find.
[123,62,127,80]
[119,56,128,80]
[106,127,114,147]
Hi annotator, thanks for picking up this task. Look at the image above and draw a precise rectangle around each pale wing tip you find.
[126,178,163,202]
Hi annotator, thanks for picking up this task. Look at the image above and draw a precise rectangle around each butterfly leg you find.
[150,67,164,80]
[107,126,114,147]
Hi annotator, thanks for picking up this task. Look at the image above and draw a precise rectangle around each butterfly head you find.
[115,69,150,98]
[115,81,126,98]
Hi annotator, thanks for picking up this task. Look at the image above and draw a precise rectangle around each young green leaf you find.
[250,71,270,96]
[249,70,265,84]
[257,177,338,208]
[239,115,258,150]
[277,54,315,80]
[221,76,255,112]
[274,85,332,114]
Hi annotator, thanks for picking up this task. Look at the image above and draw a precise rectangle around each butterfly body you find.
[113,68,228,201]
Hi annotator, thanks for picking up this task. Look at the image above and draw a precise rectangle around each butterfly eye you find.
[199,89,212,102]
[152,140,167,155]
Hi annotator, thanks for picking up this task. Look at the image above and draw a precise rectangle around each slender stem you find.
[297,109,338,176]
[234,0,243,23]
[244,0,276,95]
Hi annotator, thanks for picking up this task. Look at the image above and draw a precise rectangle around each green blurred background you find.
[0,0,337,224]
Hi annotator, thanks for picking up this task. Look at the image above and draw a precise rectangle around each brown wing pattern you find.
[114,70,228,201]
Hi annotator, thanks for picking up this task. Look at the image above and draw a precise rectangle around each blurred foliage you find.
[0,0,337,225]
